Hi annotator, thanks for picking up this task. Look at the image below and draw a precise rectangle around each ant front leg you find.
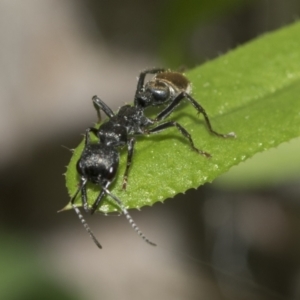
[136,68,166,91]
[70,177,88,210]
[78,178,90,213]
[90,187,107,215]
[92,95,115,123]
[84,128,95,144]
[155,92,236,138]
[85,126,100,142]
[146,121,211,158]
[122,137,136,190]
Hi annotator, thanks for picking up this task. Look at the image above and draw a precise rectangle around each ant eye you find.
[152,88,169,100]
[147,82,169,102]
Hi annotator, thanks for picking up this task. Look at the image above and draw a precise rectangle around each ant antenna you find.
[71,204,102,249]
[103,187,156,246]
[61,145,74,152]
[70,186,102,249]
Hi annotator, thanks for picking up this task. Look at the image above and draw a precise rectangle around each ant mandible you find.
[69,68,235,248]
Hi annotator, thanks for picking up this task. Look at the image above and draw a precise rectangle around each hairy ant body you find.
[69,68,235,248]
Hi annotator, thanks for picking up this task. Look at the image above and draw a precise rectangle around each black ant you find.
[69,68,235,249]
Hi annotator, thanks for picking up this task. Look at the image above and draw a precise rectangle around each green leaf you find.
[215,137,300,190]
[64,21,300,213]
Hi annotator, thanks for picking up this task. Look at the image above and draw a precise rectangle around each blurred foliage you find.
[0,232,80,300]
[159,0,254,66]
[216,137,300,189]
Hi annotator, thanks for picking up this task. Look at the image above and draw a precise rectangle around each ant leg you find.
[92,95,115,123]
[155,92,236,138]
[85,127,99,141]
[146,121,211,158]
[122,137,136,190]
[136,68,166,91]
[70,177,102,249]
[90,188,107,215]
[102,187,156,246]
[79,178,90,213]
[70,177,87,207]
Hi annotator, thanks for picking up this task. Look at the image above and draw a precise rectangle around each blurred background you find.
[1,0,300,299]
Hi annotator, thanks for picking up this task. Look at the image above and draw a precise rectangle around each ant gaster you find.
[70,68,236,249]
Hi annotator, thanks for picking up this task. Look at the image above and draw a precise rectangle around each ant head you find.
[134,70,191,109]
